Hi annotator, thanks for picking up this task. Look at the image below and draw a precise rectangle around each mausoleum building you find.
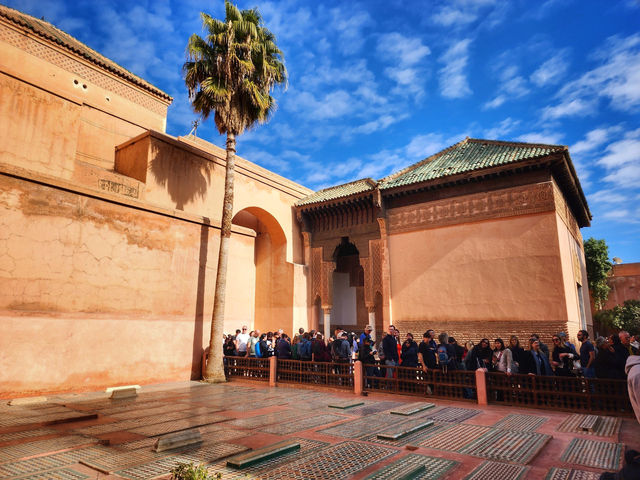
[0,5,592,397]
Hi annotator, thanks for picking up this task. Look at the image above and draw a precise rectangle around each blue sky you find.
[7,0,640,262]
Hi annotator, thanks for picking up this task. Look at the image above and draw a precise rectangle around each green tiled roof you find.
[0,4,172,101]
[296,178,376,206]
[380,138,566,190]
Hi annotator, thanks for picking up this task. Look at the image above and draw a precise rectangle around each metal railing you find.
[486,372,633,416]
[277,359,354,389]
[223,356,269,381]
[363,364,476,401]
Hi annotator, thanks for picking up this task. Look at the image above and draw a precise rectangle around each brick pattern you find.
[0,23,168,116]
[393,319,568,350]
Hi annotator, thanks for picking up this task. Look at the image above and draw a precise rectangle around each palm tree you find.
[184,1,286,382]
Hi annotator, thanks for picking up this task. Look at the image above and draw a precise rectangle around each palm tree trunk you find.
[204,132,236,382]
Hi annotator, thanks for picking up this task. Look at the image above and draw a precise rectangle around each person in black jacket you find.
[465,339,492,370]
[382,325,399,378]
[401,333,419,368]
[276,334,291,359]
[522,339,553,376]
[508,335,525,374]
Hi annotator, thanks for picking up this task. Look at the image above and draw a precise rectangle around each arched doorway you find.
[229,207,292,335]
[326,237,367,335]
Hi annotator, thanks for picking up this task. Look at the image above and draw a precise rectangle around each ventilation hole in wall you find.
[82,84,87,89]
[73,79,79,85]
[105,96,110,102]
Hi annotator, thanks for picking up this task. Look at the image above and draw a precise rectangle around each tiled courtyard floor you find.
[1,380,638,479]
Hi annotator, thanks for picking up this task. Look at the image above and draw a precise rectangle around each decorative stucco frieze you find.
[387,182,556,234]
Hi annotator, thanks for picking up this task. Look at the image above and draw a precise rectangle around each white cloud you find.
[530,50,570,87]
[542,98,596,120]
[349,114,406,136]
[377,33,431,67]
[405,133,451,159]
[545,34,640,118]
[439,39,472,98]
[589,190,629,205]
[483,62,529,108]
[516,132,564,144]
[483,118,520,139]
[598,129,640,169]
[329,7,374,55]
[571,126,623,155]
[432,6,477,26]
[483,95,506,110]
[286,89,353,120]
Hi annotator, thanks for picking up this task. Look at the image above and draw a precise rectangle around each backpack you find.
[255,341,262,358]
[300,339,312,360]
[437,345,450,366]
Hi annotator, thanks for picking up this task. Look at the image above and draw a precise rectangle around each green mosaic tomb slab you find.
[261,414,347,434]
[422,406,479,423]
[345,401,406,416]
[256,441,397,480]
[390,403,436,416]
[561,438,623,470]
[545,467,602,479]
[227,410,303,429]
[492,414,548,432]
[319,410,402,438]
[328,400,365,409]
[115,443,247,480]
[556,415,621,437]
[459,430,551,464]
[10,467,89,480]
[0,429,57,443]
[464,461,529,479]
[360,422,448,447]
[0,436,96,463]
[363,453,458,480]
[208,438,328,479]
[377,418,435,440]
[418,423,491,452]
[0,446,110,477]
[128,414,228,436]
[226,440,299,469]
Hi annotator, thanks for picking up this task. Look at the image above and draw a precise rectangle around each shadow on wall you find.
[191,217,211,379]
[149,143,213,211]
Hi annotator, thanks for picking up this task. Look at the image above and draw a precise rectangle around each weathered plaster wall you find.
[388,211,569,345]
[0,174,262,397]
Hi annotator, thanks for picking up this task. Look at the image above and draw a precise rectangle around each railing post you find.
[354,361,363,395]
[269,356,277,387]
[475,368,488,406]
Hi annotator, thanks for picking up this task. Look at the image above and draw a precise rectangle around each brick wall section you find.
[393,320,568,349]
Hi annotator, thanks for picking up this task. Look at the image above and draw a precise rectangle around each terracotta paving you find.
[0,380,638,479]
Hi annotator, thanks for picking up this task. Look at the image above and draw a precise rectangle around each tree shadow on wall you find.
[149,143,212,211]
[149,144,214,379]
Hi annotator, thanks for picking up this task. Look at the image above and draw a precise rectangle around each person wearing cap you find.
[359,326,373,348]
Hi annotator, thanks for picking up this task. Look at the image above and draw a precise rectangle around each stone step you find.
[153,429,202,452]
[390,403,436,416]
[328,400,365,409]
[578,415,601,432]
[226,440,300,469]
[377,419,435,440]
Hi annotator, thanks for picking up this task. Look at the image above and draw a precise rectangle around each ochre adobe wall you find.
[0,173,263,397]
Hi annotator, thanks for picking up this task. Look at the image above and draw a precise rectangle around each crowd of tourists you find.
[222,325,639,379]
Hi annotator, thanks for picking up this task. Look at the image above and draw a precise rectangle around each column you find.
[323,307,331,339]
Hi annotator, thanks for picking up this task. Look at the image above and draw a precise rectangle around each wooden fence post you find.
[269,356,277,387]
[475,368,488,406]
[354,361,363,395]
